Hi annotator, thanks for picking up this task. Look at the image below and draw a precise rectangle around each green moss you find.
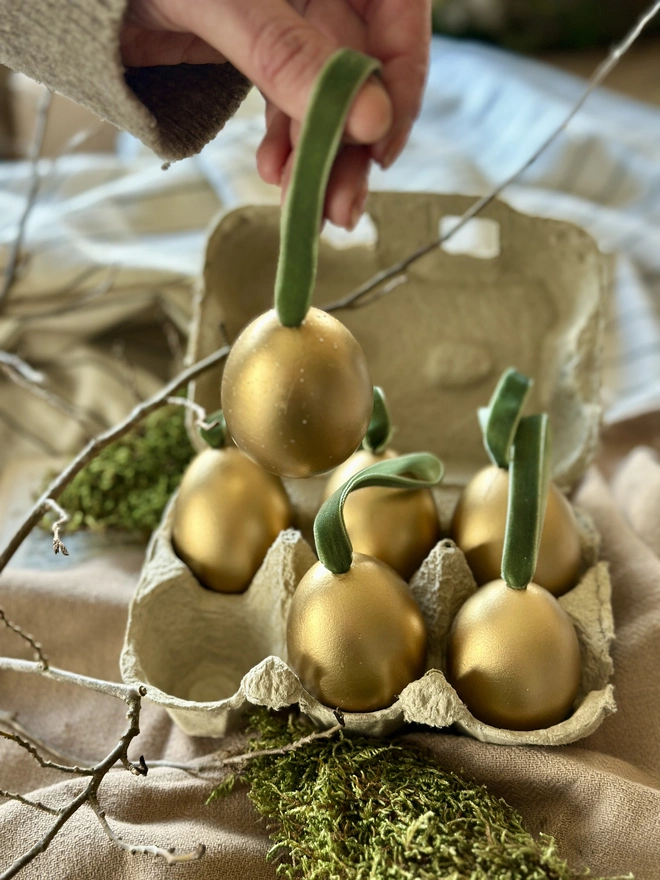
[209,709,631,880]
[49,404,195,536]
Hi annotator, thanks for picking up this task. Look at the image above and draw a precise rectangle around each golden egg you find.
[172,447,293,593]
[287,553,427,712]
[447,578,582,730]
[322,449,440,580]
[221,307,372,479]
[450,465,582,596]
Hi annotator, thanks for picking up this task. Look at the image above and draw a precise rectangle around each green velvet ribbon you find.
[314,453,444,575]
[199,410,227,449]
[478,368,532,468]
[362,387,392,454]
[501,414,551,590]
[274,48,381,328]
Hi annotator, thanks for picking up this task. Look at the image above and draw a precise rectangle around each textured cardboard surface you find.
[122,192,615,742]
[121,492,615,743]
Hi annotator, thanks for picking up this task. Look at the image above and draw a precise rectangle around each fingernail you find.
[349,181,369,231]
[379,127,409,170]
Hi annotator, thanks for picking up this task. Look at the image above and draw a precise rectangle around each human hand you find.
[122,0,431,229]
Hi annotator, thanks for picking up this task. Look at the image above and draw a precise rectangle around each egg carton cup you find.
[120,489,616,744]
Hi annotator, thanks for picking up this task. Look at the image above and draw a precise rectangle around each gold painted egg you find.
[287,553,427,712]
[172,447,293,593]
[322,449,440,580]
[221,307,373,479]
[447,578,582,730]
[450,465,582,596]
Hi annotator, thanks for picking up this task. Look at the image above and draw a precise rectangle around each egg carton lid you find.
[189,191,611,491]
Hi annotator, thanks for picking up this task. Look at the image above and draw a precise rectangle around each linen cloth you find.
[2,35,660,880]
[1,441,660,879]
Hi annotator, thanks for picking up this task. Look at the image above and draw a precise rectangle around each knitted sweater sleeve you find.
[0,0,252,161]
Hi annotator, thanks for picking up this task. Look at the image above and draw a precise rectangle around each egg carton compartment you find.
[121,485,615,743]
[189,192,611,492]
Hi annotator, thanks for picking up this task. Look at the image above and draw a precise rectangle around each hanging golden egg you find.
[287,553,427,712]
[450,465,582,596]
[172,447,293,593]
[221,307,373,479]
[322,449,440,580]
[447,578,582,730]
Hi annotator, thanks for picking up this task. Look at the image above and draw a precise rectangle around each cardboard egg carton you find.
[121,192,616,743]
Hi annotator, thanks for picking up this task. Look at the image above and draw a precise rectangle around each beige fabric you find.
[1,432,660,879]
[0,0,251,160]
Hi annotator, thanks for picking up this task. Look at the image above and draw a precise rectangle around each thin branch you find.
[0,608,48,668]
[0,790,60,816]
[89,796,206,865]
[0,711,90,767]
[42,499,69,557]
[0,345,230,573]
[164,395,215,431]
[152,713,345,775]
[0,88,52,309]
[324,0,660,313]
[0,352,44,384]
[0,729,92,776]
[0,352,103,438]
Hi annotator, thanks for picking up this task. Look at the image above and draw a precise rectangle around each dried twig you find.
[0,711,87,767]
[0,790,60,816]
[0,345,230,573]
[149,713,345,775]
[0,649,204,880]
[42,498,69,556]
[324,0,660,313]
[164,395,215,431]
[0,350,103,438]
[0,607,48,668]
[89,796,206,864]
[0,88,52,309]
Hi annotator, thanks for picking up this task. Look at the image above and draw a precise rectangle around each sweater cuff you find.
[0,0,252,161]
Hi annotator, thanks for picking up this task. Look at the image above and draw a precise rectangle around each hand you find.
[122,0,431,229]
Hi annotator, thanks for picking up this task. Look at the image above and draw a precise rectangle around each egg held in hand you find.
[451,465,582,596]
[222,50,381,480]
[221,307,372,479]
[322,388,440,579]
[447,578,582,730]
[172,446,293,594]
[287,452,444,712]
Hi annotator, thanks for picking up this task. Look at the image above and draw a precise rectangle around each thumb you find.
[182,0,393,144]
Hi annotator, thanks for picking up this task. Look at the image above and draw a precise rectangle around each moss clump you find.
[52,404,195,535]
[209,709,629,880]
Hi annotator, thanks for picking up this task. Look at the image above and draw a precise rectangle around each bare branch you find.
[324,0,660,313]
[0,790,60,816]
[0,608,48,668]
[0,352,44,384]
[0,352,103,438]
[0,88,52,309]
[0,667,201,880]
[42,498,69,557]
[164,395,216,432]
[89,796,206,865]
[0,345,230,573]
[0,711,91,767]
[0,729,92,776]
[151,713,345,775]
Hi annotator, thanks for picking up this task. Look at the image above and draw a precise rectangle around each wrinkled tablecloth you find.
[2,35,660,880]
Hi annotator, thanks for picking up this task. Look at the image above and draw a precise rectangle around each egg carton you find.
[120,490,615,743]
[120,191,616,742]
